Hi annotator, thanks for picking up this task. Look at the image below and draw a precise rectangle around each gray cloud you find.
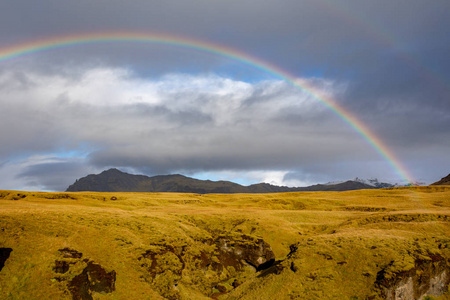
[0,67,388,189]
[0,1,449,189]
[17,159,92,191]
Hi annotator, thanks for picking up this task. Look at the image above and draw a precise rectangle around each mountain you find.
[431,173,450,185]
[297,180,378,192]
[66,168,248,193]
[66,168,380,193]
[324,177,397,189]
[353,177,397,188]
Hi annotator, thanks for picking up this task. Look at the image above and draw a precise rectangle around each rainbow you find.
[0,31,414,184]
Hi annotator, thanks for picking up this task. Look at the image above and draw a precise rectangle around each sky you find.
[0,0,449,191]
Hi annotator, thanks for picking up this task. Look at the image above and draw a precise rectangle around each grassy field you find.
[0,186,449,299]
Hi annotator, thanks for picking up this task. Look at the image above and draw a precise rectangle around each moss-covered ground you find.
[0,186,449,299]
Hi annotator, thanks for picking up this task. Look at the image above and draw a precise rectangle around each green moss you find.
[0,188,449,299]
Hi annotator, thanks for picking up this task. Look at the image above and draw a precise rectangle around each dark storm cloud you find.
[3,0,449,90]
[0,1,449,189]
[0,68,381,190]
[17,159,93,191]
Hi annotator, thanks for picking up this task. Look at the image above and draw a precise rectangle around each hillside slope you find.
[432,174,450,185]
[1,186,449,299]
[66,168,377,193]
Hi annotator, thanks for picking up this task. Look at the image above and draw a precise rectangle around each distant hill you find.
[431,174,450,185]
[66,168,250,193]
[66,168,384,193]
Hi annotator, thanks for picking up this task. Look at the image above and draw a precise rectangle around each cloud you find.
[17,156,95,191]
[0,155,96,191]
[0,1,449,189]
[0,66,396,190]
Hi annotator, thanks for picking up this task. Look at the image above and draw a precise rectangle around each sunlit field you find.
[1,186,449,299]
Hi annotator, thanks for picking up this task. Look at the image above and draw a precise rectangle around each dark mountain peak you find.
[431,174,450,185]
[101,168,125,174]
[99,168,139,178]
[161,174,186,178]
[66,169,243,193]
[66,169,393,193]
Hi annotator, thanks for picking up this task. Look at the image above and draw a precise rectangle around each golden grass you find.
[0,186,449,299]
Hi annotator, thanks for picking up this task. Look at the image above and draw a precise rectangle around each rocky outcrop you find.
[278,242,450,300]
[58,248,83,259]
[214,236,275,271]
[138,235,275,299]
[374,256,450,299]
[68,262,116,300]
[52,248,116,300]
[0,248,12,272]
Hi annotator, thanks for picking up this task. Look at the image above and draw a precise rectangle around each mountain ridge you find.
[431,173,450,185]
[66,168,394,193]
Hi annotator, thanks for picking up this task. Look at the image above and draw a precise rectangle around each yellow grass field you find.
[1,186,449,299]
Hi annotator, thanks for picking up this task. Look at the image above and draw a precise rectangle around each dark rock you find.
[287,243,298,257]
[216,284,227,293]
[214,236,275,271]
[53,260,70,273]
[69,271,92,300]
[85,262,116,293]
[290,261,298,272]
[59,248,83,259]
[274,264,285,274]
[257,260,286,278]
[232,279,241,288]
[198,251,211,269]
[68,262,116,300]
[0,248,13,272]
